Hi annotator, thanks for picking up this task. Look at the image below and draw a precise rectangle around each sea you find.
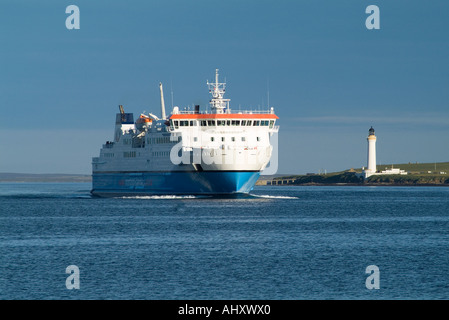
[0,182,448,300]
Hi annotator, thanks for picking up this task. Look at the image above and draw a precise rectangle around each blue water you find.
[1,182,448,300]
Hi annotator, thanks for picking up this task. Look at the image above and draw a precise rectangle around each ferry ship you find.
[91,69,279,196]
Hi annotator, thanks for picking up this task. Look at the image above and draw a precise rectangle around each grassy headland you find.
[259,162,449,186]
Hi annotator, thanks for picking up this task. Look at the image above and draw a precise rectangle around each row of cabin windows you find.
[171,119,274,128]
[123,151,136,158]
[103,151,169,158]
[152,151,170,157]
[106,136,259,159]
[121,136,178,146]
[147,136,175,144]
[209,136,259,142]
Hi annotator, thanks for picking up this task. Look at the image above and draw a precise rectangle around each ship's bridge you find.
[168,69,278,131]
[168,112,279,130]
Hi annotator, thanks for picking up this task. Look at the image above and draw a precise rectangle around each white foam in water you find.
[119,194,298,200]
[253,194,299,199]
[120,195,199,200]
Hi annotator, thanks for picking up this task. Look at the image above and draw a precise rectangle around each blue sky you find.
[1,0,448,174]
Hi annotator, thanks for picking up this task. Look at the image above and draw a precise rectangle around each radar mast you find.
[207,69,230,114]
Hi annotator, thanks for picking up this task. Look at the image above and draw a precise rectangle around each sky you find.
[1,0,448,174]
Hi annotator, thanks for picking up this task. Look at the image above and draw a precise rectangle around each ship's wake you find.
[250,194,299,199]
[117,194,298,200]
[119,195,208,200]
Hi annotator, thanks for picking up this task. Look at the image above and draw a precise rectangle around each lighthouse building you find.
[361,127,407,179]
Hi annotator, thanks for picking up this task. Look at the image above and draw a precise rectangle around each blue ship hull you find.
[91,171,260,197]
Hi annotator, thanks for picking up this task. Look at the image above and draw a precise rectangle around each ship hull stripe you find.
[91,171,260,196]
[92,170,259,174]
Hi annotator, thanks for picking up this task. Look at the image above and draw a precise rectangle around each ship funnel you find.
[159,82,167,119]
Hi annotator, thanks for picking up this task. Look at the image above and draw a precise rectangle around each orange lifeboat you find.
[135,114,152,132]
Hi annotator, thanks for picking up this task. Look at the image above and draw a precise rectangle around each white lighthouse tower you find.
[364,126,377,178]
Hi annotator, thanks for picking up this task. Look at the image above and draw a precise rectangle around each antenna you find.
[170,79,174,109]
[159,82,167,119]
[267,77,270,108]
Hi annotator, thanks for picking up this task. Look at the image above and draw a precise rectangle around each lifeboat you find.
[135,114,152,132]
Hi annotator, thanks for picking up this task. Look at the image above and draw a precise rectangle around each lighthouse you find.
[364,126,377,178]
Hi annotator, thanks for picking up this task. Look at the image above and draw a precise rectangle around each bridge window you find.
[123,151,136,158]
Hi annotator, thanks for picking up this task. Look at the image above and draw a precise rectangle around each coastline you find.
[0,173,91,183]
[257,182,449,187]
[258,170,449,187]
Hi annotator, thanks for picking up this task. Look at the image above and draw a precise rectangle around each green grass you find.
[372,161,449,174]
[366,174,449,185]
[270,172,364,185]
[267,161,449,186]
